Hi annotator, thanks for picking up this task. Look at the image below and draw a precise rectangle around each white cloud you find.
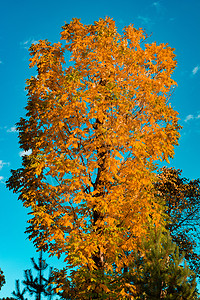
[192,65,199,75]
[138,16,152,26]
[0,160,6,170]
[0,161,5,170]
[137,15,155,29]
[152,1,161,10]
[184,114,194,122]
[0,160,9,170]
[19,149,32,157]
[7,126,18,133]
[21,38,38,50]
[152,1,165,15]
[184,113,200,122]
[0,176,4,183]
[153,1,159,6]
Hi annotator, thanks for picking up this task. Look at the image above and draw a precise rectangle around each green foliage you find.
[12,280,27,300]
[12,252,57,300]
[126,230,199,299]
[156,167,200,278]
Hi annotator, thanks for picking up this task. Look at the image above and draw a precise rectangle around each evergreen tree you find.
[12,252,57,300]
[126,230,199,299]
[155,167,200,278]
[12,280,27,300]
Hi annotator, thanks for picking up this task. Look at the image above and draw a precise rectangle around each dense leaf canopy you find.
[7,17,181,297]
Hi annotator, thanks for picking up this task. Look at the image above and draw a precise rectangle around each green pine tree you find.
[155,167,200,278]
[12,252,57,300]
[126,230,199,299]
[12,280,27,300]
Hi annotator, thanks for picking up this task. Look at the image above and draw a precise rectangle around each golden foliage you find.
[7,17,181,297]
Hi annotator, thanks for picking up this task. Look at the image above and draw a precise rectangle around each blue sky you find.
[0,0,200,297]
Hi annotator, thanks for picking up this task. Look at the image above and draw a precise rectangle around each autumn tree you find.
[155,167,200,279]
[7,17,181,298]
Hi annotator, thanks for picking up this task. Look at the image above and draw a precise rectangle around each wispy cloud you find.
[19,149,32,157]
[152,1,160,7]
[137,16,153,27]
[20,38,38,50]
[0,176,4,183]
[184,113,200,122]
[0,160,9,170]
[192,65,199,75]
[152,1,161,12]
[0,161,5,170]
[152,0,167,17]
[184,114,194,122]
[7,126,18,133]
